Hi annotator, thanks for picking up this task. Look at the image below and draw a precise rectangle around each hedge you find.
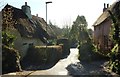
[22,45,62,67]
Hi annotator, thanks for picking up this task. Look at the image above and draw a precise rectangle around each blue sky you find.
[0,0,116,29]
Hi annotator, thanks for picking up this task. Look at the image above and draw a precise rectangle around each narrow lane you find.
[28,48,117,75]
[4,48,117,76]
[29,48,79,75]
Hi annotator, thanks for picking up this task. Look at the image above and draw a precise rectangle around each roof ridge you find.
[93,1,119,26]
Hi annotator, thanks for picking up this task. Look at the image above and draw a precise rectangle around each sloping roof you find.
[93,11,109,26]
[32,15,57,38]
[93,1,118,26]
[2,4,56,43]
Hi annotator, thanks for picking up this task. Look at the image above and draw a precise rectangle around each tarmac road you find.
[28,48,79,75]
[3,48,118,76]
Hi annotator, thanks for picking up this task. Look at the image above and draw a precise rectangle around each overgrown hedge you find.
[2,45,22,74]
[78,40,109,62]
[2,31,22,74]
[108,9,120,75]
[57,38,70,58]
[107,44,120,74]
[22,45,62,67]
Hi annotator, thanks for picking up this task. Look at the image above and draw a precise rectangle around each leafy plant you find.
[2,31,16,47]
[2,31,22,74]
[108,10,120,75]
[70,15,100,61]
[2,6,22,74]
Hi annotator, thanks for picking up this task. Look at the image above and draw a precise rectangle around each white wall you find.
[10,29,45,60]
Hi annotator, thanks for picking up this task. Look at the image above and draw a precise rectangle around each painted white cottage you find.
[2,3,55,59]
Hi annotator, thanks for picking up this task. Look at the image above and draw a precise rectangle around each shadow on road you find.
[66,60,112,75]
[21,61,59,71]
[21,52,70,71]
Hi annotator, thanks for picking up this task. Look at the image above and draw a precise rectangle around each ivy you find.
[108,10,120,75]
[2,31,16,47]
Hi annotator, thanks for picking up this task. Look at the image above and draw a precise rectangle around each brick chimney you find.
[103,3,107,12]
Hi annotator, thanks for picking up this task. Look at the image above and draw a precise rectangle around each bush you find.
[2,45,22,74]
[57,38,70,57]
[2,31,22,74]
[78,41,108,62]
[22,45,62,67]
[108,10,120,75]
[108,44,120,74]
[78,42,94,61]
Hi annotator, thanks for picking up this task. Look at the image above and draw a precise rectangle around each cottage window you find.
[94,27,96,31]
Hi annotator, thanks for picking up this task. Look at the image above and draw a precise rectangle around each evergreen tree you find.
[70,15,88,44]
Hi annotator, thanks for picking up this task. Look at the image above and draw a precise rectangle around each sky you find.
[0,0,117,29]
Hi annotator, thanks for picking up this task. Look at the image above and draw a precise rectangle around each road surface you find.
[28,48,79,75]
[3,48,117,76]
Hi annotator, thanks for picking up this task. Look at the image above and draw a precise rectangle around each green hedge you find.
[78,42,108,62]
[22,45,62,66]
[108,44,120,75]
[2,31,22,74]
[2,45,22,74]
[78,42,94,61]
[57,38,70,57]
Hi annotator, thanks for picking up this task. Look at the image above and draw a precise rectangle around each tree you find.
[61,25,71,38]
[69,15,88,44]
[70,15,101,61]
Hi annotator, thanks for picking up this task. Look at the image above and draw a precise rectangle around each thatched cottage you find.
[2,2,56,59]
[93,1,120,52]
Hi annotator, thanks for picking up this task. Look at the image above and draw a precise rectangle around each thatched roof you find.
[32,15,56,39]
[93,1,120,26]
[2,4,56,43]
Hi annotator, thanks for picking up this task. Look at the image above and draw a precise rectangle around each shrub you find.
[108,9,120,75]
[78,41,97,61]
[22,45,62,67]
[57,38,70,57]
[108,44,120,74]
[2,31,22,74]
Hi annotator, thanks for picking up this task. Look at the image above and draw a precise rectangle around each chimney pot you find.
[25,2,27,5]
[103,3,107,12]
[36,14,38,17]
[104,3,106,8]
[107,4,109,8]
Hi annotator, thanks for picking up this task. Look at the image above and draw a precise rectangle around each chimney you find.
[104,3,106,8]
[25,2,27,6]
[36,14,38,17]
[103,3,107,12]
[107,4,109,8]
[21,2,32,19]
